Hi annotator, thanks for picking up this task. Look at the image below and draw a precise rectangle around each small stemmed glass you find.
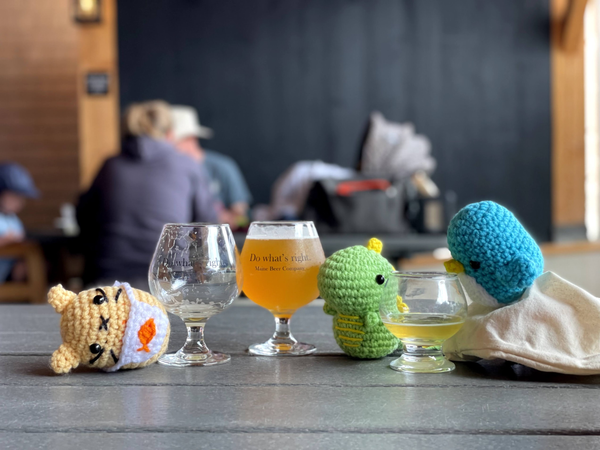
[149,223,242,367]
[380,272,467,373]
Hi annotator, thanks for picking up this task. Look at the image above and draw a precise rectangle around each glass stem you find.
[180,324,210,356]
[271,316,296,344]
[403,343,443,359]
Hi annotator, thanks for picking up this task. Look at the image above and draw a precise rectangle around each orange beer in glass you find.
[241,221,325,356]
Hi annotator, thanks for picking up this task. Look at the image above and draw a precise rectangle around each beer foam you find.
[246,222,319,240]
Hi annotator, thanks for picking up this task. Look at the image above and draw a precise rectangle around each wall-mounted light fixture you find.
[74,0,102,23]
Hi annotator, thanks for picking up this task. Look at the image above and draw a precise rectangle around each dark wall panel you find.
[118,0,551,241]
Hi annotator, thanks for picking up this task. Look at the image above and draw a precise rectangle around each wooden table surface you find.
[1,301,600,450]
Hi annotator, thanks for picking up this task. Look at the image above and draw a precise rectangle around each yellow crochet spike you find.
[367,238,383,254]
[397,295,409,313]
[444,259,465,274]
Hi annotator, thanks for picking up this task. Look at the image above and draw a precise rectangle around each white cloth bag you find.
[444,272,600,375]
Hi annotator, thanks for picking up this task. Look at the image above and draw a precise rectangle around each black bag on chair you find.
[302,178,410,234]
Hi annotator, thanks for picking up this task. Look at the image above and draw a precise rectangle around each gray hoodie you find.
[77,135,219,283]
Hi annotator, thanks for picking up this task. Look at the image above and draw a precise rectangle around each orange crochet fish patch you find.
[137,318,157,352]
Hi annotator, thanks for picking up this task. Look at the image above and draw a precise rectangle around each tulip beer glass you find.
[241,221,325,356]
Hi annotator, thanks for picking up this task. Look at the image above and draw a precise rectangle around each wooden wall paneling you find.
[77,0,120,190]
[552,0,587,240]
[563,0,590,51]
[0,0,80,230]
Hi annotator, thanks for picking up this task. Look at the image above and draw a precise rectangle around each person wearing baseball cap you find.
[0,162,39,282]
[170,105,252,230]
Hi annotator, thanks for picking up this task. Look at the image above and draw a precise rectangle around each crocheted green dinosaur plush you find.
[318,238,402,359]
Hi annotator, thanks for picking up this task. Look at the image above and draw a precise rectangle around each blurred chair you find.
[0,241,47,303]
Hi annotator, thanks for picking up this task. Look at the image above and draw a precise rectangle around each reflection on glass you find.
[149,223,242,367]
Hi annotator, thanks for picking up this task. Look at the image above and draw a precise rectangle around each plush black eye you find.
[469,261,481,270]
[93,288,108,305]
[375,275,386,285]
[89,344,102,354]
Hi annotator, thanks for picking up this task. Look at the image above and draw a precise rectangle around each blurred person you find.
[77,100,219,287]
[170,105,252,230]
[0,163,39,282]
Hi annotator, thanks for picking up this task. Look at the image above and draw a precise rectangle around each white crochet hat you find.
[105,281,170,372]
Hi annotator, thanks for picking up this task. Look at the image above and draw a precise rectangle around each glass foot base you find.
[158,351,230,367]
[390,353,455,373]
[249,341,316,356]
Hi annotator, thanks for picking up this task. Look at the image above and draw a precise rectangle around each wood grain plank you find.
[1,384,599,434]
[0,0,79,230]
[552,0,586,229]
[0,302,321,331]
[563,0,589,51]
[2,355,600,389]
[78,0,120,189]
[3,304,600,388]
[0,303,339,355]
[1,433,599,450]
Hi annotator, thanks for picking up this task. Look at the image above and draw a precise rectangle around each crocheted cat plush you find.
[48,281,170,373]
[318,238,400,359]
[445,201,544,306]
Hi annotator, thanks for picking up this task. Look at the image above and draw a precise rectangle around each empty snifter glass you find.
[380,272,467,373]
[149,223,242,367]
[241,221,325,356]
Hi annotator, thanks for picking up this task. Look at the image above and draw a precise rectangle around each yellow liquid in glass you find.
[383,314,464,342]
[241,238,325,317]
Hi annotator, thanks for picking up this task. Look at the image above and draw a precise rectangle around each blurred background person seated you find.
[0,163,39,282]
[171,105,252,230]
[77,100,219,288]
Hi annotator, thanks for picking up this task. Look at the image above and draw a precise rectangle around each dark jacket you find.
[77,135,219,282]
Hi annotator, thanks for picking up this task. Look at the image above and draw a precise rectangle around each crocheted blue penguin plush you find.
[444,201,544,306]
